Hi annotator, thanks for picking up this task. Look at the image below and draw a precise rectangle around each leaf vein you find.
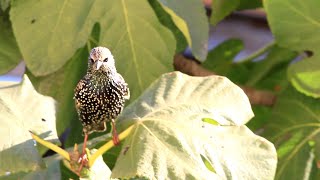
[48,0,69,51]
[276,128,320,178]
[285,1,320,27]
[121,0,143,92]
[278,99,320,122]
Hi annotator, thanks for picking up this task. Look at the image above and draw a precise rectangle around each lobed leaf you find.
[112,72,276,179]
[0,75,58,178]
[157,0,209,60]
[288,57,320,98]
[210,0,239,26]
[0,16,21,75]
[263,85,320,180]
[27,47,87,144]
[0,0,10,11]
[118,72,254,127]
[10,0,175,101]
[264,0,320,98]
[210,0,262,25]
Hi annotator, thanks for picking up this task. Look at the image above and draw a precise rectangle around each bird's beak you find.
[96,61,103,70]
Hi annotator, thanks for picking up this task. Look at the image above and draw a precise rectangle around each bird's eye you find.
[103,57,108,62]
[90,58,94,63]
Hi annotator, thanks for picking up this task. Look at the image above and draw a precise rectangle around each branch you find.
[174,54,276,106]
[173,54,216,76]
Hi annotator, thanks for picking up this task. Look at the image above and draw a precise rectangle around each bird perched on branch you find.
[74,46,130,169]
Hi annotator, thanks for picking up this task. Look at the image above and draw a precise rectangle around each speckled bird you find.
[74,46,130,156]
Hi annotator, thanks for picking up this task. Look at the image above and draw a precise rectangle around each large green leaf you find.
[201,39,252,84]
[98,0,175,100]
[201,40,298,133]
[245,46,297,86]
[10,0,175,100]
[112,72,276,179]
[0,15,21,75]
[149,0,187,54]
[210,0,239,26]
[0,157,60,180]
[202,38,244,71]
[202,40,297,88]
[263,85,320,180]
[15,156,61,180]
[0,75,58,178]
[237,0,262,10]
[157,0,209,60]
[210,0,262,25]
[287,59,320,98]
[0,0,10,11]
[27,47,87,140]
[264,0,320,98]
[118,72,254,127]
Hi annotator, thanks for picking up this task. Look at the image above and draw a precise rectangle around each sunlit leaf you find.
[10,0,175,101]
[112,72,276,179]
[0,75,58,178]
[210,0,239,26]
[157,0,209,60]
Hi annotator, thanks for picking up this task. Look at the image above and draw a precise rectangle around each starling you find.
[74,46,129,168]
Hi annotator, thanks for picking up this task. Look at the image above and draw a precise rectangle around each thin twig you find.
[173,54,215,76]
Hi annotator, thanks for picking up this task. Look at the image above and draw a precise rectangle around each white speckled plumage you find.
[74,46,130,134]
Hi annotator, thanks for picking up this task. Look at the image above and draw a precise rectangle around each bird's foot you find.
[77,152,88,174]
[111,119,120,145]
[77,133,89,174]
[112,132,120,145]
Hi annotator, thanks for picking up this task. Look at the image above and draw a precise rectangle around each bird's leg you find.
[111,119,120,145]
[78,133,88,173]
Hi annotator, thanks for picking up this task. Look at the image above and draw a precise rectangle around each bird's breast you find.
[75,76,128,126]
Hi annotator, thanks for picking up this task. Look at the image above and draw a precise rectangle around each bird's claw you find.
[112,133,120,145]
[78,153,87,164]
[77,152,88,174]
[111,119,120,146]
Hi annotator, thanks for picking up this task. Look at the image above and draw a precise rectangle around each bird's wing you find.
[124,86,130,100]
[74,78,88,111]
[115,73,130,100]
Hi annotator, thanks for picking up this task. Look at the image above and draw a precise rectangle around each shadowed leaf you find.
[0,16,21,75]
[264,0,320,98]
[263,85,320,180]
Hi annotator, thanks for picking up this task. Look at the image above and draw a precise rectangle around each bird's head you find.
[88,46,116,74]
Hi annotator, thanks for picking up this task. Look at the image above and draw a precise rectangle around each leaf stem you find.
[236,41,276,63]
[30,132,70,161]
[88,124,135,167]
